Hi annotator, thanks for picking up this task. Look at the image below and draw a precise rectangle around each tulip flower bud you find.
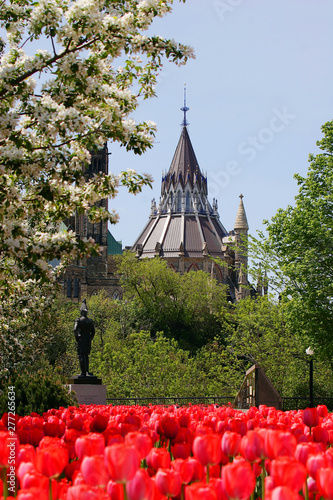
[185,482,218,500]
[75,433,105,460]
[104,444,140,483]
[126,469,152,500]
[81,454,110,487]
[303,408,319,428]
[155,468,182,498]
[221,431,241,458]
[193,434,222,466]
[222,460,256,500]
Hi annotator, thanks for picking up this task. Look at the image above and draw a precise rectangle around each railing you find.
[282,397,333,411]
[106,396,333,411]
[106,396,233,406]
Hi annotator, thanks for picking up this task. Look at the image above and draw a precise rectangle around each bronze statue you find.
[74,299,95,377]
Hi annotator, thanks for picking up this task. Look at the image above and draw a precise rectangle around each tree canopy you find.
[115,252,231,350]
[0,0,193,375]
[251,120,333,359]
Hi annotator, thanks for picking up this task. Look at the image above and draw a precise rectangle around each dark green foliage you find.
[115,252,230,351]
[0,363,78,416]
[251,120,333,360]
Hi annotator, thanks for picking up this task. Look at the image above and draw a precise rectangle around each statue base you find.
[67,375,102,385]
[67,375,107,405]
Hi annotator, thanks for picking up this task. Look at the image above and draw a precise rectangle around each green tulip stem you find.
[206,465,210,484]
[1,468,8,500]
[49,478,53,500]
[123,483,129,500]
[305,477,309,500]
[261,459,265,500]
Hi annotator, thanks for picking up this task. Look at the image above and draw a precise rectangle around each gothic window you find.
[186,191,191,211]
[74,278,80,298]
[176,191,182,212]
[66,278,72,298]
[113,290,121,300]
[98,158,102,171]
[170,192,174,208]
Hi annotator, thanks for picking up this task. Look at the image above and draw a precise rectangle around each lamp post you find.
[306,347,314,407]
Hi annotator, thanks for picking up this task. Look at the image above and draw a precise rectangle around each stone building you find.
[132,113,251,302]
[63,103,253,302]
[61,143,123,301]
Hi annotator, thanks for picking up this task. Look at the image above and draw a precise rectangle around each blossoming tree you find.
[0,0,193,375]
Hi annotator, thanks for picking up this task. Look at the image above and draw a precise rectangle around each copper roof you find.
[161,126,207,195]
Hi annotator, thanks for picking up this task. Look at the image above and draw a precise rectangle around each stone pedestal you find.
[67,375,107,405]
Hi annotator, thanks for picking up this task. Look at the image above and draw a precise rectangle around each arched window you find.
[113,290,121,300]
[74,278,80,298]
[176,191,182,212]
[98,158,102,171]
[170,192,174,208]
[66,278,72,298]
[186,191,191,211]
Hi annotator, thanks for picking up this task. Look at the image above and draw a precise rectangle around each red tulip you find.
[270,457,307,492]
[75,433,105,460]
[81,454,110,487]
[20,471,49,490]
[270,486,300,500]
[67,483,108,499]
[161,415,179,440]
[187,457,204,482]
[146,447,171,470]
[126,469,152,500]
[317,468,333,500]
[64,459,81,481]
[104,444,140,483]
[193,434,222,466]
[221,431,241,458]
[306,453,328,479]
[230,418,247,437]
[125,432,152,460]
[107,480,124,500]
[264,430,297,459]
[17,444,36,467]
[222,460,256,500]
[171,458,194,484]
[17,488,49,500]
[155,469,182,498]
[185,482,218,500]
[295,443,317,465]
[171,442,191,459]
[90,414,109,433]
[303,408,319,428]
[240,430,264,462]
[17,461,35,482]
[317,405,328,418]
[210,478,228,500]
[313,426,329,445]
[35,445,69,478]
[0,432,19,468]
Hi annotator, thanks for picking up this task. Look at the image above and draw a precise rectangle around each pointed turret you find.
[161,125,207,196]
[234,194,249,231]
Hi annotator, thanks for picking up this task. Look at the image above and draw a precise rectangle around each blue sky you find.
[109,0,333,247]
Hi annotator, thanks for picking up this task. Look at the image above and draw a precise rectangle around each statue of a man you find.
[74,299,95,377]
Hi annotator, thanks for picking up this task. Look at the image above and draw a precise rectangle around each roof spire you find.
[234,193,249,231]
[181,83,189,127]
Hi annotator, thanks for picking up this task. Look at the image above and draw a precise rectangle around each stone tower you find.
[62,144,123,300]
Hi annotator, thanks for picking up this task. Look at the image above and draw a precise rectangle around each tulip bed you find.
[0,404,333,499]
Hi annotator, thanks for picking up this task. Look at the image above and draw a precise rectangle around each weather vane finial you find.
[181,83,189,127]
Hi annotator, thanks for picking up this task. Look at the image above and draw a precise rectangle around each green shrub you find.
[0,364,78,416]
